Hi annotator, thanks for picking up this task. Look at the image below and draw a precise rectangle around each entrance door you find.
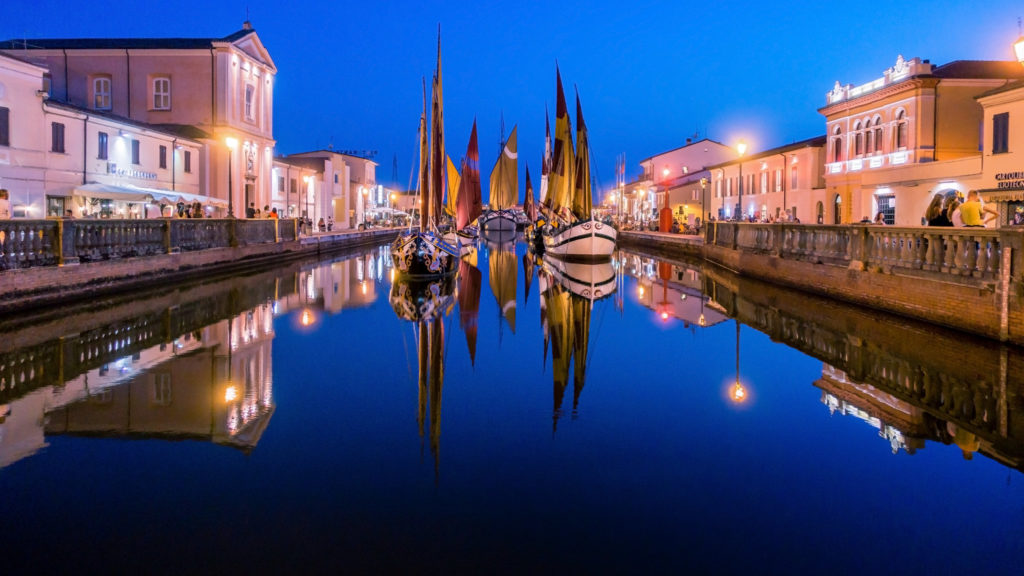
[876,193,895,225]
[833,195,842,225]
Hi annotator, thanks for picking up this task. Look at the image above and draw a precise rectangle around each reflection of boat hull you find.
[389,275,456,322]
[525,225,545,254]
[391,231,459,278]
[543,257,616,301]
[480,210,517,232]
[481,226,518,245]
[543,218,617,261]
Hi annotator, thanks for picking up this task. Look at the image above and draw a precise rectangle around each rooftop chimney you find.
[243,21,253,30]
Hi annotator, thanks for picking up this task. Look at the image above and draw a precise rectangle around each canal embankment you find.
[621,223,1024,345]
[0,218,400,316]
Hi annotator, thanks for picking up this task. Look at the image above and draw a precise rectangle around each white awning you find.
[73,183,228,207]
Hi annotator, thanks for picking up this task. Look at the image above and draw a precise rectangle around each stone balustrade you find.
[708,222,1007,282]
[0,218,301,270]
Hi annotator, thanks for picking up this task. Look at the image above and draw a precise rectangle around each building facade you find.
[287,150,376,228]
[819,55,1024,225]
[0,22,277,218]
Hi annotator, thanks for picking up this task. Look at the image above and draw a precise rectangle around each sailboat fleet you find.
[391,31,615,281]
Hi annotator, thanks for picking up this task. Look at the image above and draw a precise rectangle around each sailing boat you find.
[389,274,454,473]
[457,250,481,366]
[480,125,519,236]
[455,120,483,243]
[542,69,617,261]
[540,254,616,430]
[523,163,544,253]
[391,32,459,278]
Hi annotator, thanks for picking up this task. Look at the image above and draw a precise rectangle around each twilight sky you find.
[3,0,1022,197]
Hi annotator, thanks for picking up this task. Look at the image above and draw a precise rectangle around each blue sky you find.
[3,0,1022,196]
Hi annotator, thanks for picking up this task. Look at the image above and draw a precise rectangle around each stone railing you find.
[708,222,1005,281]
[0,218,300,270]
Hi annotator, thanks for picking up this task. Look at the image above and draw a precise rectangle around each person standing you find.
[959,190,997,227]
[925,194,952,226]
[246,203,256,219]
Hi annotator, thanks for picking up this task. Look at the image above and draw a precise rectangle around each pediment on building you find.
[228,32,277,73]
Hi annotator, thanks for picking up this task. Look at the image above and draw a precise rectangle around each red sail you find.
[456,121,482,230]
[523,164,537,222]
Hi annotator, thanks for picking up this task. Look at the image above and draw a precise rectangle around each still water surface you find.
[1,238,1022,573]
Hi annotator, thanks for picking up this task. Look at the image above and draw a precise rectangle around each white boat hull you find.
[543,219,617,261]
[480,210,517,232]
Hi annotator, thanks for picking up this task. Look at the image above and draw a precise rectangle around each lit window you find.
[245,85,255,120]
[93,77,111,110]
[153,77,171,110]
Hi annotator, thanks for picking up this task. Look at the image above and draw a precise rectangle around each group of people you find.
[924,190,997,227]
[246,203,280,219]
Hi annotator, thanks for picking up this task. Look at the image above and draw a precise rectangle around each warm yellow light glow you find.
[390,193,396,201]
[361,282,367,295]
[736,140,747,156]
[1015,37,1024,65]
[731,382,747,403]
[300,308,315,327]
[389,268,395,282]
[225,137,238,150]
[225,385,238,402]
[699,313,706,327]
[662,167,670,178]
[303,175,311,184]
[638,286,644,297]
[660,311,669,321]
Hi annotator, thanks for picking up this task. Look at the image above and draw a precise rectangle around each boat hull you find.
[543,219,617,261]
[543,257,616,301]
[391,231,459,278]
[480,210,517,232]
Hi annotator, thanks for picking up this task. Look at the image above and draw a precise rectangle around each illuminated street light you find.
[736,140,747,221]
[1015,36,1024,65]
[225,137,238,218]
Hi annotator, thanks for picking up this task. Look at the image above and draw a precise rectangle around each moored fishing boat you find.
[480,125,519,233]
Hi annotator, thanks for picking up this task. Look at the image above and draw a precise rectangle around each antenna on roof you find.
[243,6,252,29]
[1018,16,1022,35]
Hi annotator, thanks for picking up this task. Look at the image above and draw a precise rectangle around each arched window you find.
[854,122,863,156]
[873,117,883,153]
[895,110,908,149]
[816,201,824,224]
[831,126,843,163]
[833,194,842,225]
[93,76,111,110]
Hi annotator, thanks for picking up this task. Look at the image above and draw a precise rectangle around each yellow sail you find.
[572,93,592,220]
[488,125,518,211]
[445,155,460,217]
[549,69,575,221]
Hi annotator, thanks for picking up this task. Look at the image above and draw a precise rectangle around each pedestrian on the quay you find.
[318,217,326,232]
[246,203,256,218]
[925,194,952,226]
[873,211,886,225]
[959,190,997,227]
[327,216,333,231]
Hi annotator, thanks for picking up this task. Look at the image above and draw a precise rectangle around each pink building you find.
[0,22,277,217]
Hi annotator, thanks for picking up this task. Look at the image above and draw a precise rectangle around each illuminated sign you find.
[107,163,157,180]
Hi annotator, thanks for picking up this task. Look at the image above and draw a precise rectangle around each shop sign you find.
[995,171,1024,189]
[107,162,157,180]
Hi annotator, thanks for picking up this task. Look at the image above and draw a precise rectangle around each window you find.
[774,169,782,192]
[51,122,65,153]
[334,174,339,184]
[98,131,108,159]
[865,129,873,155]
[245,85,255,120]
[153,374,172,406]
[993,112,1009,154]
[290,178,297,193]
[831,127,842,163]
[760,172,767,194]
[153,77,171,110]
[854,131,863,156]
[715,179,722,198]
[0,106,8,146]
[159,145,167,169]
[93,76,111,110]
[278,176,285,192]
[873,119,883,153]
[726,178,732,197]
[876,193,896,224]
[184,150,192,173]
[131,139,140,164]
[790,165,798,189]
[895,110,908,149]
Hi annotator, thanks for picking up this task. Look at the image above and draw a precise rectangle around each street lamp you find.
[1015,35,1024,65]
[225,137,238,218]
[303,175,311,222]
[736,140,747,221]
[660,167,672,232]
[700,177,708,227]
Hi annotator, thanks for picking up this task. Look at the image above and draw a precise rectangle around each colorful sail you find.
[445,155,460,217]
[418,80,429,230]
[545,281,572,427]
[489,125,518,211]
[572,92,592,220]
[428,31,445,228]
[523,164,537,223]
[549,68,575,221]
[522,252,534,305]
[456,121,482,230]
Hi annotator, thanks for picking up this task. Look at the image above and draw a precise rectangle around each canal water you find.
[0,237,1022,573]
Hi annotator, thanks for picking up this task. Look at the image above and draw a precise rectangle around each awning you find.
[73,183,228,207]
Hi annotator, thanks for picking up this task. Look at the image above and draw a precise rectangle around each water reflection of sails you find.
[389,276,455,471]
[540,258,616,429]
[485,234,517,335]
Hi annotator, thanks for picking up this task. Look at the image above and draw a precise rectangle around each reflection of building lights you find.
[731,382,747,403]
[638,286,644,297]
[300,309,315,327]
[225,385,238,402]
[361,282,367,295]
[699,314,706,327]
[660,311,669,321]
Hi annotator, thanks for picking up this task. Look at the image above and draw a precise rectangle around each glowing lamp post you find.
[1015,36,1024,66]
[303,175,311,223]
[660,167,673,232]
[225,137,238,218]
[736,140,747,221]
